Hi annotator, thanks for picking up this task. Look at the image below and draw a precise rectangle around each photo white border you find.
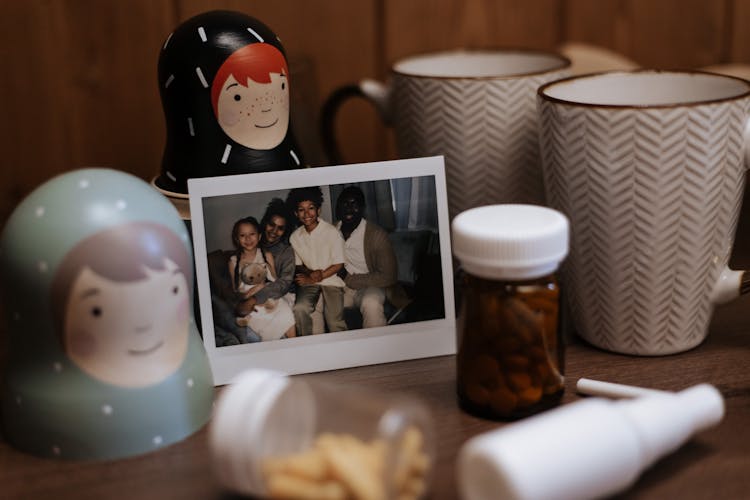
[189,156,455,385]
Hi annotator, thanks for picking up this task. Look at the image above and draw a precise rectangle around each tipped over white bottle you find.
[457,384,724,500]
[210,369,435,499]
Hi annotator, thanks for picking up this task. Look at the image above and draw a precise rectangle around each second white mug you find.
[538,70,750,355]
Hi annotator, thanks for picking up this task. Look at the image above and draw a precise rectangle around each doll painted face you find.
[211,43,290,150]
[63,259,189,388]
[52,222,193,388]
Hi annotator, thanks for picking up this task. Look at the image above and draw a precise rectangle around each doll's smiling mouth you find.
[128,340,164,356]
[255,118,279,129]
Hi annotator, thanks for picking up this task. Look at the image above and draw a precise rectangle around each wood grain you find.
[0,0,175,224]
[1,295,749,499]
[729,0,750,61]
[382,0,563,63]
[2,0,749,228]
[564,0,728,67]
[0,3,66,225]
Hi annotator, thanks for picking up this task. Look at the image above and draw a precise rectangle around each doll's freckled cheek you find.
[68,330,97,358]
[219,108,241,126]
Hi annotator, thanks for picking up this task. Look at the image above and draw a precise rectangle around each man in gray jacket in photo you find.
[335,186,411,328]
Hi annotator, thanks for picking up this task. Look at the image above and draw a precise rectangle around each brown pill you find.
[529,366,542,386]
[533,361,551,380]
[502,354,529,371]
[466,354,500,387]
[518,295,557,316]
[480,295,504,336]
[494,335,522,353]
[500,303,531,343]
[528,346,547,360]
[543,374,565,394]
[516,385,543,406]
[489,386,518,415]
[465,383,491,406]
[507,297,544,331]
[507,371,532,392]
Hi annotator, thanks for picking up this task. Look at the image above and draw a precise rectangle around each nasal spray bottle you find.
[457,381,724,500]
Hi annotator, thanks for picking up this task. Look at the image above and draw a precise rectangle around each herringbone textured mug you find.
[538,70,750,355]
[322,50,570,219]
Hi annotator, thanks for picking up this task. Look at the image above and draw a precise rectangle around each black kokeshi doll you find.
[155,10,304,195]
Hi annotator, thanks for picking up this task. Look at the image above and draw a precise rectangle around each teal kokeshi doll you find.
[0,169,214,460]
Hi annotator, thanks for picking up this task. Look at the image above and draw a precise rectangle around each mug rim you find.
[390,47,571,80]
[537,69,750,109]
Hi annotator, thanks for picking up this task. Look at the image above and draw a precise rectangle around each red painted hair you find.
[211,43,289,114]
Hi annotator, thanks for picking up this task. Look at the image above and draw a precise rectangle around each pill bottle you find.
[210,369,434,500]
[451,204,569,420]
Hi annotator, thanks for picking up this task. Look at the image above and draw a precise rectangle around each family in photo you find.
[208,184,415,346]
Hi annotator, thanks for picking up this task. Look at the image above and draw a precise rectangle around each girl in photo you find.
[228,216,295,341]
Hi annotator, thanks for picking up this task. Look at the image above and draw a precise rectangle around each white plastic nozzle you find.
[457,384,724,500]
[576,377,668,399]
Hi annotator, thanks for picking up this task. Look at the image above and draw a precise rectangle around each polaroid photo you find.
[189,156,455,385]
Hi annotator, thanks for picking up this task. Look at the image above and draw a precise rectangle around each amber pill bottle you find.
[451,204,569,420]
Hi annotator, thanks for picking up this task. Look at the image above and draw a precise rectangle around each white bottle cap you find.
[457,384,725,500]
[210,369,316,496]
[451,204,569,280]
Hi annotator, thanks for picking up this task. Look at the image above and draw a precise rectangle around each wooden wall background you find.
[2,0,750,243]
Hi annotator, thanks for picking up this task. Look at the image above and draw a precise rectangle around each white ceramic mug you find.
[322,49,570,219]
[537,70,750,355]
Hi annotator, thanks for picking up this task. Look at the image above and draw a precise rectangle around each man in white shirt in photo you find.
[286,186,347,335]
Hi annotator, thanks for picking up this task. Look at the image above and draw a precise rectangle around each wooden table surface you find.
[0,289,748,499]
